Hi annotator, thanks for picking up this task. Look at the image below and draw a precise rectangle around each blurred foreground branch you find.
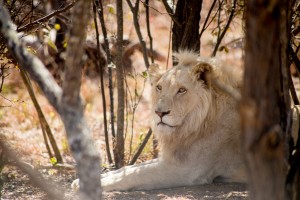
[0,1,102,199]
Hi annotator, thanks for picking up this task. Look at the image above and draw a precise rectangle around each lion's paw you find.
[71,178,80,190]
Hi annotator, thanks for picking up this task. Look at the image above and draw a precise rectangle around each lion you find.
[72,51,246,191]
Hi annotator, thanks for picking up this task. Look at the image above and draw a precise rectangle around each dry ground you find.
[1,166,248,199]
[0,0,248,199]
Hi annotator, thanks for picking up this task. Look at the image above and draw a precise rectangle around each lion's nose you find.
[155,110,170,118]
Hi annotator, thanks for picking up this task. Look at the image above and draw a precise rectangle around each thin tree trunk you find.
[240,0,291,200]
[92,3,113,165]
[114,0,125,169]
[62,0,102,198]
[20,69,63,163]
[96,0,116,139]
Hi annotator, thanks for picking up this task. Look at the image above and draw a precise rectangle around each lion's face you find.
[149,60,213,137]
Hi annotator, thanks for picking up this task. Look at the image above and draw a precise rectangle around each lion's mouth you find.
[157,122,176,128]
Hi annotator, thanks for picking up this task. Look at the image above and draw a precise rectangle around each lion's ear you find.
[191,62,213,86]
[148,63,163,85]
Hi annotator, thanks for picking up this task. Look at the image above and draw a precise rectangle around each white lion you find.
[72,51,246,191]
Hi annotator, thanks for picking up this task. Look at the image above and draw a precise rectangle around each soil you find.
[1,166,248,199]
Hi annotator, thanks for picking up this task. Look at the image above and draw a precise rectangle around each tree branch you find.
[0,5,62,111]
[126,0,150,68]
[17,0,77,32]
[161,0,181,25]
[92,3,113,165]
[145,0,154,63]
[212,0,237,57]
[129,128,152,165]
[0,2,102,199]
[95,0,116,138]
[199,0,218,39]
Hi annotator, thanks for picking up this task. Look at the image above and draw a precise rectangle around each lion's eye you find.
[178,88,187,94]
[156,85,162,92]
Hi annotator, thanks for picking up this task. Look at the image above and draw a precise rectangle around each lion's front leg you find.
[101,158,186,191]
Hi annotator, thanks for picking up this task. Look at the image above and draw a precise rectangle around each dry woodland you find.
[0,0,299,199]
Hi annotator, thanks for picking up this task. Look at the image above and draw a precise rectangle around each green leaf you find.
[141,71,148,79]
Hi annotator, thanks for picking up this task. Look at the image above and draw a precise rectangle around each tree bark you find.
[172,0,202,53]
[114,0,125,169]
[241,1,291,200]
[62,1,102,199]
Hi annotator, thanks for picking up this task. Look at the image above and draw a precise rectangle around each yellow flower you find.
[54,23,61,31]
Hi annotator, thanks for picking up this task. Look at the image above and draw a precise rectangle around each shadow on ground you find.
[103,183,248,200]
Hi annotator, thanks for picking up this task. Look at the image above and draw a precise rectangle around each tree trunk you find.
[172,0,202,53]
[241,1,291,200]
[62,0,102,199]
[114,0,125,169]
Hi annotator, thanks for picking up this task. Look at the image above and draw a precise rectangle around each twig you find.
[95,0,116,138]
[212,0,237,57]
[139,0,170,16]
[126,0,150,68]
[166,18,172,69]
[130,128,152,165]
[145,0,154,63]
[17,0,77,32]
[18,1,41,28]
[124,72,147,163]
[92,3,113,165]
[161,0,180,25]
[199,0,218,39]
[0,140,65,200]
[0,7,62,109]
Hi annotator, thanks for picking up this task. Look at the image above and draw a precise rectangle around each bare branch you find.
[161,0,181,25]
[17,0,77,32]
[212,0,237,57]
[0,2,102,199]
[199,0,218,39]
[145,0,154,63]
[0,4,62,111]
[20,69,63,163]
[95,0,116,138]
[126,0,150,68]
[92,3,113,165]
[130,129,152,165]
